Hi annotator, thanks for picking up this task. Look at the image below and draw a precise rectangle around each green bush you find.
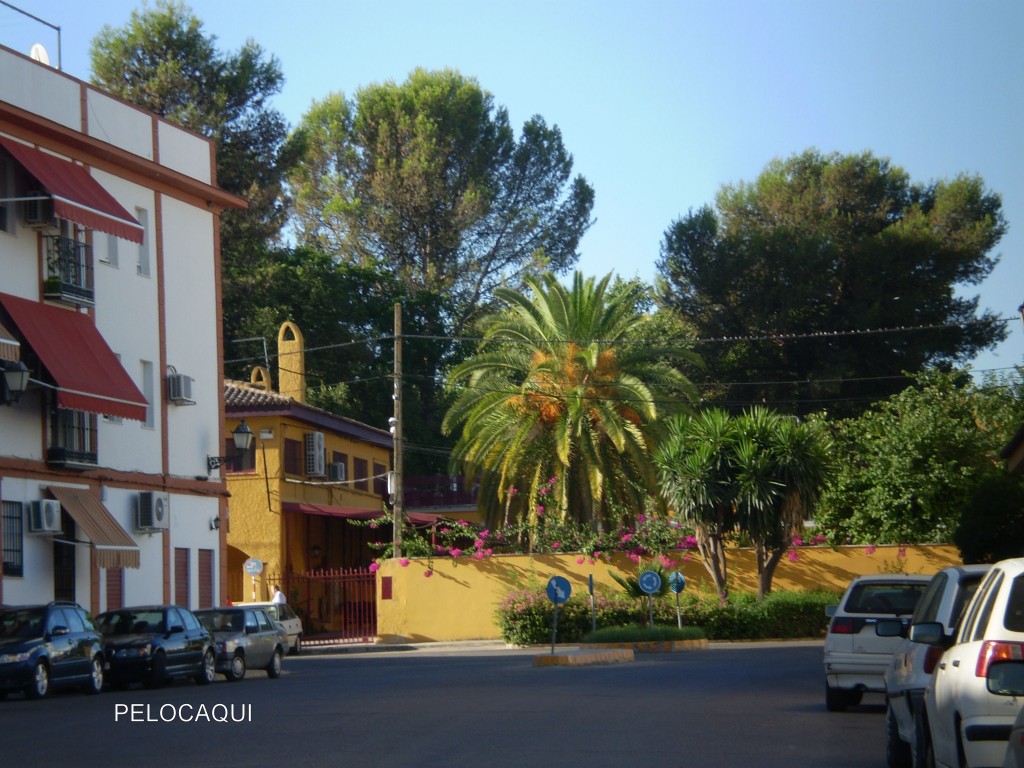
[495,588,839,645]
[582,624,706,643]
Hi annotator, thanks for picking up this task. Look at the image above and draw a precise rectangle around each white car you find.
[824,573,932,712]
[235,602,303,655]
[913,557,1024,768]
[982,660,1024,768]
[878,564,990,768]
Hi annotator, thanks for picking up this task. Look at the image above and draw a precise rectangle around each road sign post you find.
[638,570,662,628]
[546,576,572,654]
[669,571,687,628]
[243,557,264,602]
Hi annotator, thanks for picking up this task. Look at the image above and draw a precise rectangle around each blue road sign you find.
[669,571,686,594]
[243,557,263,575]
[638,569,662,595]
[546,576,572,604]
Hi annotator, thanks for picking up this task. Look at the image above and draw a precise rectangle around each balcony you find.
[47,408,98,469]
[43,235,94,307]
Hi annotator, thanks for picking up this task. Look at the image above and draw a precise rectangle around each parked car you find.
[0,602,105,700]
[195,607,286,681]
[234,601,303,654]
[877,564,991,767]
[979,659,1024,768]
[95,605,216,689]
[912,557,1024,768]
[824,573,932,712]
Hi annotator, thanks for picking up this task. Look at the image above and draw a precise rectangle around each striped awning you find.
[0,320,18,362]
[46,485,140,569]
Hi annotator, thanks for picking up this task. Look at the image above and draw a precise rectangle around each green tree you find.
[654,407,832,601]
[815,368,1024,545]
[89,0,291,346]
[286,69,595,334]
[442,271,700,528]
[656,149,1007,417]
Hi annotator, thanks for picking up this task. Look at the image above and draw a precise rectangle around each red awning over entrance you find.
[0,137,144,244]
[282,502,441,526]
[0,292,148,421]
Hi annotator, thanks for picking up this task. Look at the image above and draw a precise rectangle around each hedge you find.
[495,588,840,646]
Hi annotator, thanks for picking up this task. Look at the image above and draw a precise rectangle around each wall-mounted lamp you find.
[1,360,30,405]
[210,516,221,531]
[207,419,255,472]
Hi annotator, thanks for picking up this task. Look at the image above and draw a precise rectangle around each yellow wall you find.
[375,544,962,643]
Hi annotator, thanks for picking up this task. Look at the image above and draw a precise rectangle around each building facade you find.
[0,44,243,614]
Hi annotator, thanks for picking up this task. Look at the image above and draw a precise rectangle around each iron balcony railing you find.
[43,235,93,306]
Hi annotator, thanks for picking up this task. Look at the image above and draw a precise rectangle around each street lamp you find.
[207,419,255,472]
[0,360,30,405]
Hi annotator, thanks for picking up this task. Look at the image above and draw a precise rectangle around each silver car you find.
[234,601,304,655]
[195,607,287,682]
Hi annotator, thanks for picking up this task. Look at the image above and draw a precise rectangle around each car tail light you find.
[829,617,855,634]
[923,645,945,675]
[975,641,1024,677]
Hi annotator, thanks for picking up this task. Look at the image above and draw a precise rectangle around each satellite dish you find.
[29,43,50,66]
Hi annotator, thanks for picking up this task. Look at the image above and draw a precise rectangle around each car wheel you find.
[225,652,246,682]
[24,660,49,699]
[266,647,282,679]
[290,635,302,656]
[886,704,911,768]
[825,683,848,712]
[196,649,216,686]
[83,655,104,695]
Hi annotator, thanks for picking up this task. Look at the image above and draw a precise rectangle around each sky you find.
[2,0,1022,376]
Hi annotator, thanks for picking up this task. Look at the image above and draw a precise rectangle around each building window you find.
[284,438,303,475]
[198,549,214,609]
[2,501,24,577]
[354,458,369,492]
[49,407,98,467]
[141,360,154,429]
[373,462,388,498]
[105,568,123,610]
[175,547,190,607]
[100,232,118,266]
[136,207,150,276]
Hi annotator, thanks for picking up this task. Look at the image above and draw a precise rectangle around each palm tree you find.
[655,407,832,601]
[442,271,700,529]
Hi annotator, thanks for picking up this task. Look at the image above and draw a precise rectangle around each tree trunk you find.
[756,545,787,601]
[696,526,729,602]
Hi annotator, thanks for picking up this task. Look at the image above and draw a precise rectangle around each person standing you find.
[271,584,286,604]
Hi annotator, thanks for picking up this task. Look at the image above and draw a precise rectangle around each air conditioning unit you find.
[29,499,61,533]
[167,373,195,405]
[305,431,325,476]
[136,492,170,531]
[24,192,54,228]
[328,462,347,482]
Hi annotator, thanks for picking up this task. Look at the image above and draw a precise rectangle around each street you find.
[0,642,888,767]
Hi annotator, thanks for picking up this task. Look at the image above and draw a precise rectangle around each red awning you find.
[282,502,441,526]
[0,292,148,421]
[0,137,144,244]
[0,320,19,362]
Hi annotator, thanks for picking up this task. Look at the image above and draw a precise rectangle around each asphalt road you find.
[0,641,888,768]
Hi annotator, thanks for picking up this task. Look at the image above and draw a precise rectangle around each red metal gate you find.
[270,567,376,644]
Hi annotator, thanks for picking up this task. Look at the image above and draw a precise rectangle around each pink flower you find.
[621,533,633,543]
[593,551,602,559]
[897,545,907,559]
[439,527,450,534]
[472,551,484,560]
[449,548,462,558]
[369,522,378,529]
[548,476,557,485]
[484,548,492,556]
[628,552,641,563]
[399,558,410,567]
[480,529,489,540]
[865,545,877,555]
[424,570,433,578]
[811,534,827,545]
[474,538,484,549]
[458,520,469,527]
[787,549,800,562]
[637,514,646,523]
[508,487,518,496]
[587,557,597,565]
[536,505,544,516]
[551,541,561,550]
[539,486,549,496]
[576,557,585,565]
[368,562,380,573]
[792,536,804,547]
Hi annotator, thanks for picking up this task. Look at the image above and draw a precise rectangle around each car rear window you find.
[844,582,928,614]
[1005,575,1024,632]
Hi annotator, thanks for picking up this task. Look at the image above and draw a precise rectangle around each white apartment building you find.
[0,44,244,614]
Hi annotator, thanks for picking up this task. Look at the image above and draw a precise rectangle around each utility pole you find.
[390,302,404,559]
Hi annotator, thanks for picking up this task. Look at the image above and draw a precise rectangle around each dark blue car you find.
[0,602,105,699]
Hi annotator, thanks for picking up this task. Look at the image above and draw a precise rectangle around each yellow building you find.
[222,323,394,622]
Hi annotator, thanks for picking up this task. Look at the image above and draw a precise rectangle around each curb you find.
[533,648,635,667]
[580,638,709,652]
